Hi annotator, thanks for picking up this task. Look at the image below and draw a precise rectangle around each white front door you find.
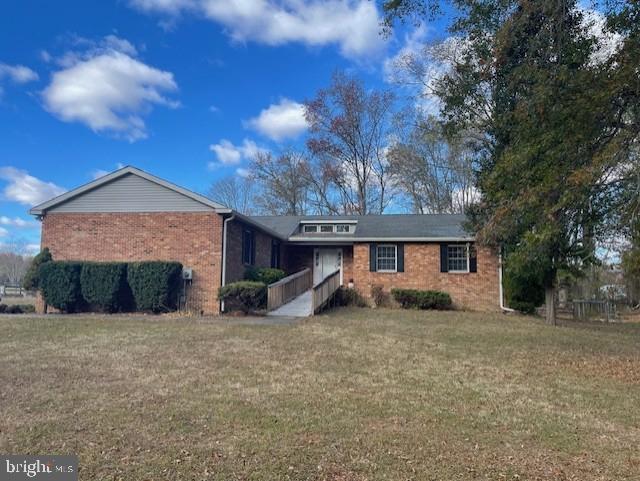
[313,248,343,286]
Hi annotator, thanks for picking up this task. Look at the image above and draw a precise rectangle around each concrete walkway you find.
[267,290,313,317]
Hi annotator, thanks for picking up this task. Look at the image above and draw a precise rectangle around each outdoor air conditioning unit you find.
[182,268,193,280]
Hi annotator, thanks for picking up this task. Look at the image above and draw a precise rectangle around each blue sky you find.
[0,0,451,252]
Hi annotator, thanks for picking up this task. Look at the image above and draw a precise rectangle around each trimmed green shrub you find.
[23,247,53,290]
[503,249,545,313]
[127,261,183,313]
[335,287,368,307]
[508,300,537,315]
[0,304,36,314]
[81,262,131,312]
[218,281,267,313]
[391,288,452,310]
[39,261,84,312]
[244,267,286,285]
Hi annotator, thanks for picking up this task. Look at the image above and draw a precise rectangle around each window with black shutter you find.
[440,243,476,273]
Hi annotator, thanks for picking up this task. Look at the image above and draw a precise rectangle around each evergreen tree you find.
[384,0,640,324]
[22,247,52,291]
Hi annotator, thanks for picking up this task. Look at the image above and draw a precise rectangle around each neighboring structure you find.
[30,166,502,315]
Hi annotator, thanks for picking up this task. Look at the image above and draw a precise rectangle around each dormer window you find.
[300,221,356,234]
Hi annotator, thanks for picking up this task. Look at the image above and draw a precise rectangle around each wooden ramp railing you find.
[312,269,341,315]
[267,268,312,312]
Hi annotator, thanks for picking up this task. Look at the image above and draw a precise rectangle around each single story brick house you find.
[29,166,504,314]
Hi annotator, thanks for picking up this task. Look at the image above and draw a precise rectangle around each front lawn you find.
[1,309,639,480]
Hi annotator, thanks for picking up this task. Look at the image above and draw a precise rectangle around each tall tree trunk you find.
[545,285,557,326]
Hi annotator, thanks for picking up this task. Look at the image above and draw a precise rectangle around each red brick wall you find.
[40,212,223,315]
[224,219,279,283]
[353,243,500,311]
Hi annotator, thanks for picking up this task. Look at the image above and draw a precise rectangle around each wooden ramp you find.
[266,268,341,318]
[267,290,313,317]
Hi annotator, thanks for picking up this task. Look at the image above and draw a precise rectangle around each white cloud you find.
[0,227,8,237]
[0,216,38,228]
[383,25,429,82]
[0,167,66,206]
[245,98,308,141]
[132,0,196,15]
[26,243,40,255]
[91,169,110,179]
[102,34,138,56]
[384,30,470,116]
[0,240,41,255]
[40,50,53,63]
[581,8,624,65]
[236,167,250,177]
[91,163,126,179]
[0,63,39,83]
[208,138,267,169]
[0,62,38,98]
[209,139,242,165]
[42,35,178,141]
[129,0,385,59]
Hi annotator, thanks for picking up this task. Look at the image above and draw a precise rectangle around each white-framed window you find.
[320,225,334,233]
[336,225,350,233]
[376,244,397,272]
[304,225,318,233]
[447,244,469,272]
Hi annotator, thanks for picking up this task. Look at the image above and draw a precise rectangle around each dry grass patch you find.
[1,309,640,480]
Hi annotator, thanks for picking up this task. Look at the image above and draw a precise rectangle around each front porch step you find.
[267,290,313,317]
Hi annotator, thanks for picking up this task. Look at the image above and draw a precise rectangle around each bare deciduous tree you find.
[304,71,396,215]
[388,113,477,214]
[207,175,255,214]
[0,236,31,286]
[251,150,312,215]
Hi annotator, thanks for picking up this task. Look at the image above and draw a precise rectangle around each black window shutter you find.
[469,244,477,273]
[271,240,280,269]
[250,232,256,265]
[369,243,377,272]
[242,230,248,264]
[440,243,448,273]
[397,243,404,272]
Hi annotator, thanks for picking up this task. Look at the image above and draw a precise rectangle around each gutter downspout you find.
[499,250,515,312]
[220,213,235,313]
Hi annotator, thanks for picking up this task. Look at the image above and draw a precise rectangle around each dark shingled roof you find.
[248,214,473,241]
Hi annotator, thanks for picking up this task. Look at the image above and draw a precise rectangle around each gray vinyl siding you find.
[48,173,214,213]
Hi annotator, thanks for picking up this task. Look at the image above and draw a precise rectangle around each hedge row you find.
[218,281,267,313]
[39,261,182,313]
[391,288,452,310]
[0,304,36,314]
[217,268,286,314]
[244,267,286,285]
